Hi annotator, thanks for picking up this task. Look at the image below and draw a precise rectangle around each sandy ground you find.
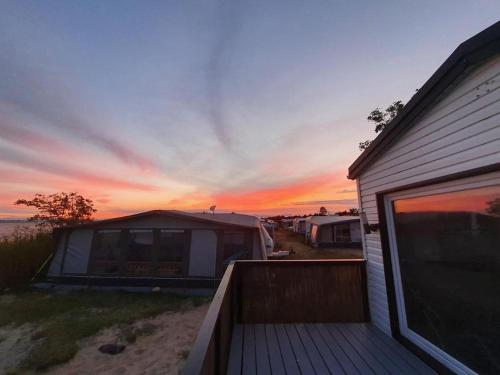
[0,323,35,374]
[275,228,363,259]
[46,303,209,375]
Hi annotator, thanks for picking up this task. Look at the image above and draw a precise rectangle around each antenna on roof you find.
[209,205,216,215]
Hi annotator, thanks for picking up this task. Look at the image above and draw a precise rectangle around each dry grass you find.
[274,228,363,260]
[0,229,53,289]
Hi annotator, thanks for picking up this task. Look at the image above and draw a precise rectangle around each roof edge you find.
[348,20,500,179]
[56,210,260,231]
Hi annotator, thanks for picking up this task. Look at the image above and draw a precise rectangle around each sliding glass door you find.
[385,179,500,374]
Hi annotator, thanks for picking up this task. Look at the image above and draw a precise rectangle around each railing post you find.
[360,261,371,322]
[183,263,235,375]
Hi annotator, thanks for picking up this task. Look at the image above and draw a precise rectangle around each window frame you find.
[124,229,155,276]
[88,228,192,278]
[88,229,125,276]
[333,223,351,243]
[384,175,500,375]
[221,230,251,263]
[156,229,190,277]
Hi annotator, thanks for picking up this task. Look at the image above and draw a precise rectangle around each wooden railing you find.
[183,263,236,375]
[183,259,369,375]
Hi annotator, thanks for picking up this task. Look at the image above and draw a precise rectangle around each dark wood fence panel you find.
[236,260,369,324]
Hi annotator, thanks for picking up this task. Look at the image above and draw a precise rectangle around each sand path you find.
[48,303,209,375]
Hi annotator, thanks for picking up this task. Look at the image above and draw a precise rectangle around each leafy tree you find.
[14,192,97,228]
[359,100,405,151]
[335,208,360,216]
[486,198,500,216]
[319,206,328,215]
[348,208,359,216]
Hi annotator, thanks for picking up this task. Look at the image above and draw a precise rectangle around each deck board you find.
[324,324,375,374]
[347,324,418,374]
[334,324,392,375]
[264,324,286,375]
[314,323,360,374]
[357,324,435,375]
[242,325,256,375]
[254,324,272,375]
[227,323,436,375]
[284,324,316,374]
[275,324,301,375]
[295,324,331,375]
[227,324,243,374]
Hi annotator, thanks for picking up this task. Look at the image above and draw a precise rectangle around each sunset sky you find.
[1,1,500,219]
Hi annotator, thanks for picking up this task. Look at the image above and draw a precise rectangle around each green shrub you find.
[120,322,158,343]
[0,229,53,290]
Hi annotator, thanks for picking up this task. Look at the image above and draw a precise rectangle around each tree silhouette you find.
[334,208,360,216]
[486,198,500,216]
[15,192,97,228]
[359,100,405,151]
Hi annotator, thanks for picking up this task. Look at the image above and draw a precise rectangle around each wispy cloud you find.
[290,199,358,206]
[0,54,157,172]
[0,121,76,158]
[209,170,356,211]
[336,189,357,193]
[205,0,242,149]
[0,146,158,192]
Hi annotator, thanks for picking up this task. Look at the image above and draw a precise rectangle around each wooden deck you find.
[227,323,435,375]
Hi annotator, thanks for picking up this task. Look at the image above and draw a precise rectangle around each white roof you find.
[308,215,360,226]
[73,209,261,229]
[175,211,261,228]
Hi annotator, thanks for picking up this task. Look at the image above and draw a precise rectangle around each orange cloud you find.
[213,172,354,209]
[2,167,358,219]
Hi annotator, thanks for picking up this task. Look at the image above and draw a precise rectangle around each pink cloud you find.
[0,150,159,192]
[0,121,78,157]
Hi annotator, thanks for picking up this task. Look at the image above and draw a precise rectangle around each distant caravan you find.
[308,216,362,248]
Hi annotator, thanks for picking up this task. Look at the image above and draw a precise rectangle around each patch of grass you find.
[274,228,363,260]
[0,290,208,372]
[120,322,158,344]
[179,349,190,360]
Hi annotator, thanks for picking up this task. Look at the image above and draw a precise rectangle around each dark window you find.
[92,230,122,274]
[334,223,351,242]
[157,230,185,276]
[223,231,248,263]
[126,230,153,276]
[392,185,500,373]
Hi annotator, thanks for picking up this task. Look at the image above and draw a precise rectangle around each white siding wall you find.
[358,54,500,334]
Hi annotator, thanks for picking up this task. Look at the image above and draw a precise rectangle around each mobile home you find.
[308,215,361,248]
[42,210,270,291]
[292,217,307,234]
[349,21,500,374]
